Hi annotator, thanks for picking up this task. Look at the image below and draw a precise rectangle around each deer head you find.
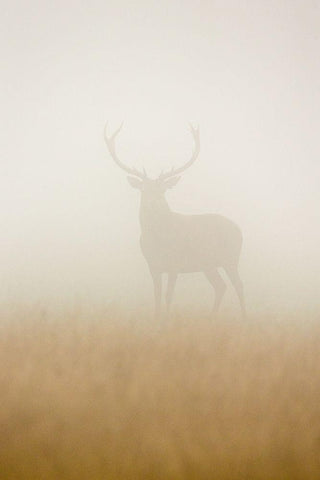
[103,123,200,202]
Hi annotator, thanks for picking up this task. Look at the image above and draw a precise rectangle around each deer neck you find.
[139,196,172,234]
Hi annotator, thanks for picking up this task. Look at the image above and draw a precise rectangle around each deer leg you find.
[166,273,177,313]
[204,269,226,317]
[225,265,246,319]
[150,271,162,320]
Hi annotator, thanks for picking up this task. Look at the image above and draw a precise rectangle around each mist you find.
[1,0,319,316]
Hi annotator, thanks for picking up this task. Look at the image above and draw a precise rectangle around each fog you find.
[1,0,319,316]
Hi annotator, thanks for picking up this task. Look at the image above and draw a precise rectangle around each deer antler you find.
[158,124,200,180]
[104,123,147,179]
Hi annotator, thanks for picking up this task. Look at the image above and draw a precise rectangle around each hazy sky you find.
[1,0,319,314]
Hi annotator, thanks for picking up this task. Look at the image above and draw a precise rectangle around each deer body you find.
[139,201,242,274]
[104,124,246,319]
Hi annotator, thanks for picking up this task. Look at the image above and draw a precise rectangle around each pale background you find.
[1,0,319,316]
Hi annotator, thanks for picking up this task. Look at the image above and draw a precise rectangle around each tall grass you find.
[0,306,319,479]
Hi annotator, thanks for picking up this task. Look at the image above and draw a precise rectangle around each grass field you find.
[1,305,320,479]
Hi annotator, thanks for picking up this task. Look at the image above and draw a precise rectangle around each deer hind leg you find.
[224,265,246,319]
[166,273,177,314]
[150,270,162,320]
[204,268,226,317]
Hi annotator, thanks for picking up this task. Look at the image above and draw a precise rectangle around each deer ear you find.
[127,176,142,189]
[163,176,181,189]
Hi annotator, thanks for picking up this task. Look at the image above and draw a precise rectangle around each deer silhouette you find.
[104,123,246,319]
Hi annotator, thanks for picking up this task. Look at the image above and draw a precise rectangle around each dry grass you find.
[0,306,320,479]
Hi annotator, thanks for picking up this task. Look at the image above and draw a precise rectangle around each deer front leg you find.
[166,273,177,314]
[150,270,162,320]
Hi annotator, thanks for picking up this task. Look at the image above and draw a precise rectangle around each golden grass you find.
[0,306,320,479]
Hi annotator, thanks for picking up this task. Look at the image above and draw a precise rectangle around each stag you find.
[104,124,246,319]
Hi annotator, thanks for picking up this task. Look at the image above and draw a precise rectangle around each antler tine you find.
[103,123,146,180]
[189,121,199,130]
[104,122,123,146]
[110,122,123,141]
[189,121,195,132]
[158,124,200,180]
